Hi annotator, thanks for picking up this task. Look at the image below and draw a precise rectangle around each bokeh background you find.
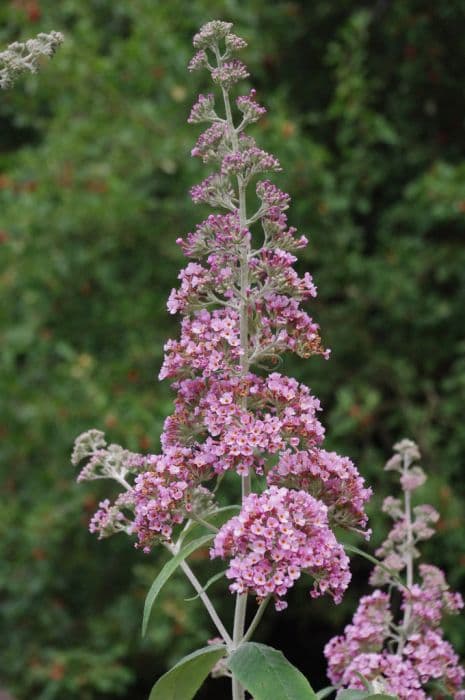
[1,1,465,698]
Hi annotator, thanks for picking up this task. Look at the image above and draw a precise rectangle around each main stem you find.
[397,455,414,654]
[219,49,251,700]
[232,169,249,699]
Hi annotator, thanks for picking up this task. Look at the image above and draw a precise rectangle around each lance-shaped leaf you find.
[337,690,398,699]
[142,533,214,636]
[228,642,318,700]
[148,644,226,700]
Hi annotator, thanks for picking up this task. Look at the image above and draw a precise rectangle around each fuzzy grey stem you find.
[242,596,271,643]
[178,558,233,646]
[232,674,244,700]
[397,454,414,654]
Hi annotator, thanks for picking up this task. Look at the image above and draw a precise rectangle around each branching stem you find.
[165,543,233,647]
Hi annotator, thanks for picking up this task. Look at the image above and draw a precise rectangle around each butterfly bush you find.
[324,439,465,699]
[72,19,371,661]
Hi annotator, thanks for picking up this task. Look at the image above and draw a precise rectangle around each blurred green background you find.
[1,1,464,698]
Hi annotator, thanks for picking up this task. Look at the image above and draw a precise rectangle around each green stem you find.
[178,559,233,647]
[242,596,271,643]
[397,455,414,654]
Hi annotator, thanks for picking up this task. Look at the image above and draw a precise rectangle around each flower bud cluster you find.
[188,93,217,124]
[0,31,64,89]
[211,60,250,89]
[324,440,464,698]
[72,430,140,486]
[73,20,371,614]
[236,89,267,125]
[370,439,437,586]
[192,21,237,50]
[89,493,134,539]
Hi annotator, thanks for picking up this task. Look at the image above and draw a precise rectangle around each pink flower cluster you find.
[256,179,290,211]
[190,173,237,209]
[188,50,208,73]
[89,494,133,539]
[221,145,281,181]
[267,448,371,531]
[131,447,213,552]
[250,248,317,299]
[177,212,247,259]
[74,434,214,550]
[252,291,329,361]
[211,486,351,610]
[236,89,266,124]
[260,200,309,251]
[160,372,328,478]
[211,60,250,89]
[191,122,227,162]
[325,440,464,698]
[187,93,216,124]
[225,33,248,52]
[166,261,234,315]
[159,309,241,380]
[327,635,464,700]
[333,653,425,699]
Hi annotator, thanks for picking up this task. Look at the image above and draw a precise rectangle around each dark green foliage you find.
[1,1,464,698]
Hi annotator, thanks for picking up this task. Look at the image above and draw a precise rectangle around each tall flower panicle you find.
[324,440,465,699]
[73,20,371,632]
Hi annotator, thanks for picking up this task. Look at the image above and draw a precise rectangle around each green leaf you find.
[228,642,317,700]
[148,644,226,700]
[316,687,336,699]
[184,569,226,602]
[142,534,214,636]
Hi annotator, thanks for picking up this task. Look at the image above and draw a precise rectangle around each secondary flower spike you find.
[324,440,465,698]
[73,19,371,617]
